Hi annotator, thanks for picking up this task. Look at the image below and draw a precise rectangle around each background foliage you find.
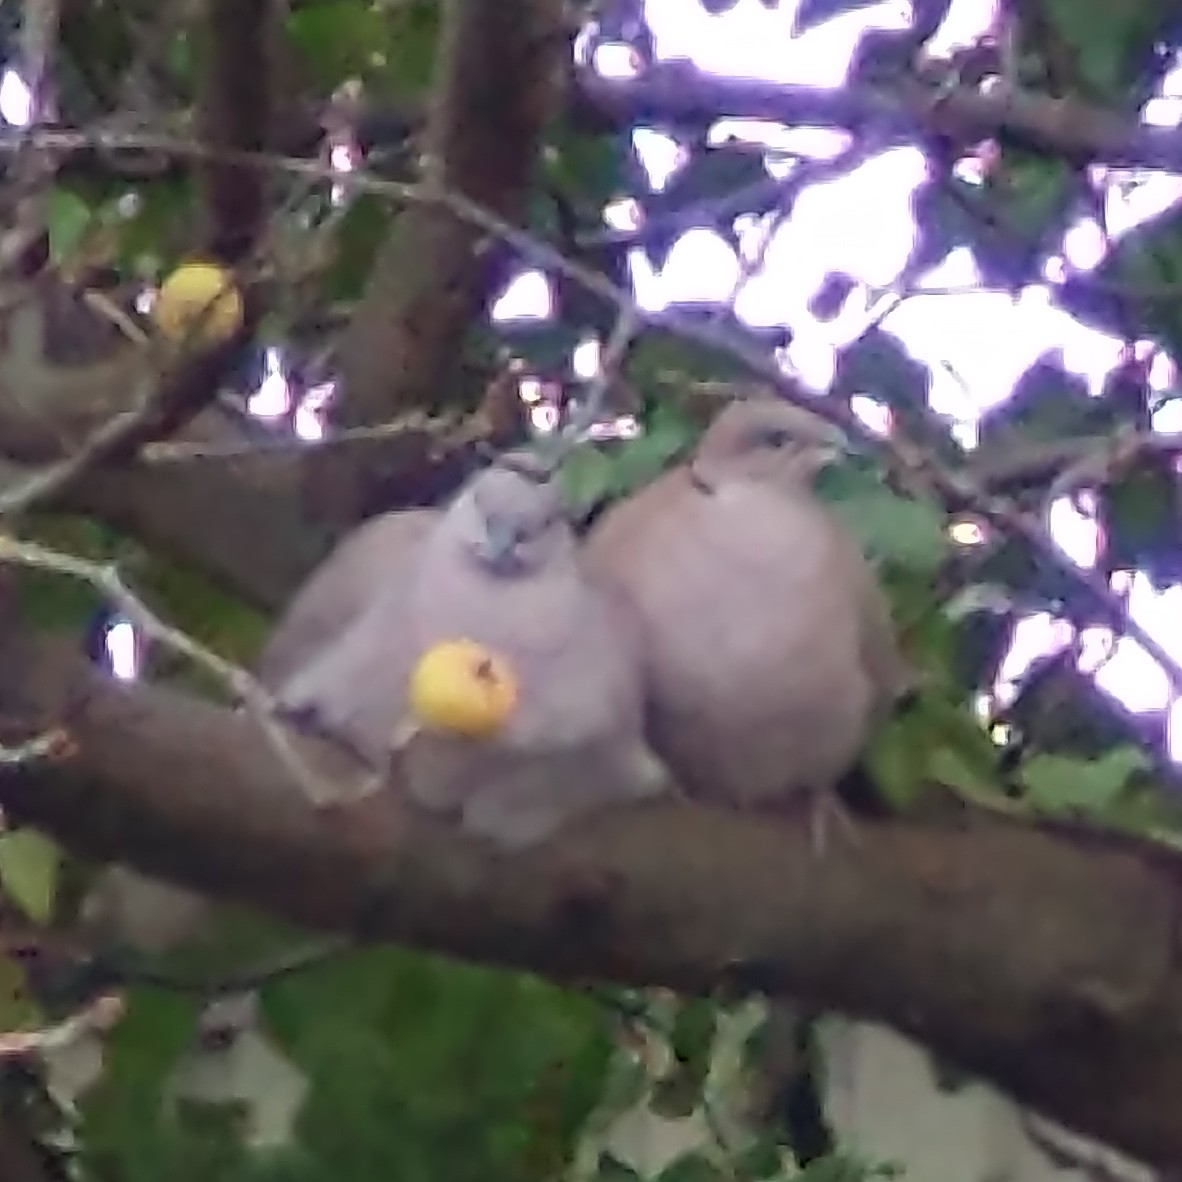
[1,0,1181,1179]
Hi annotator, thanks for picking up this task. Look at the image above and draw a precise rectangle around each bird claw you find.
[809,790,861,859]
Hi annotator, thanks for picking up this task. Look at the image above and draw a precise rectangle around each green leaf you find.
[864,713,928,808]
[0,829,61,924]
[324,194,392,304]
[993,154,1073,240]
[133,551,268,672]
[288,0,439,100]
[0,955,43,1033]
[597,1153,645,1182]
[734,1134,789,1181]
[650,998,719,1119]
[259,946,611,1180]
[868,694,1004,811]
[82,987,202,1168]
[816,465,950,573]
[559,446,617,514]
[927,747,1020,815]
[544,128,629,221]
[607,424,690,495]
[46,188,93,262]
[1041,0,1171,105]
[655,1150,728,1182]
[1019,746,1149,815]
[668,998,719,1067]
[589,1045,651,1125]
[1101,457,1182,588]
[628,330,752,406]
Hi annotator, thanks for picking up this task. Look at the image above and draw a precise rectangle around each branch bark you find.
[327,0,565,518]
[576,66,1182,169]
[196,0,278,261]
[58,407,489,611]
[3,628,1182,1168]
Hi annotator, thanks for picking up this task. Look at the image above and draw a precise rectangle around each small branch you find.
[550,303,643,462]
[0,534,341,807]
[0,373,157,517]
[969,430,1182,496]
[0,992,124,1060]
[330,0,568,515]
[0,0,60,271]
[0,728,74,767]
[102,935,353,998]
[138,408,471,465]
[576,65,1168,171]
[19,0,59,120]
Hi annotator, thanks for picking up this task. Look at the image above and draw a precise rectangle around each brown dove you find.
[275,452,673,849]
[583,396,911,849]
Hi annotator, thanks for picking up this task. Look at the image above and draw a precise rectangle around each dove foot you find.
[276,702,372,765]
[808,789,862,859]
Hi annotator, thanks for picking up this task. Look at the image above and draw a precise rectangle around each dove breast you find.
[409,525,644,750]
[583,439,882,809]
[256,508,437,689]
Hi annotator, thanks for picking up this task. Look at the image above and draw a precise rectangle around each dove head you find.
[692,398,852,492]
[450,452,572,577]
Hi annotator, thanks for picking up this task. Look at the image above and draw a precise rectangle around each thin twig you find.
[100,935,354,997]
[889,435,1182,697]
[0,534,344,806]
[139,408,469,464]
[0,377,154,516]
[0,0,60,272]
[0,993,124,1060]
[0,728,73,767]
[550,305,644,465]
[971,430,1182,495]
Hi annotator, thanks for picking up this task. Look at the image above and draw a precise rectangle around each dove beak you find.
[475,520,524,575]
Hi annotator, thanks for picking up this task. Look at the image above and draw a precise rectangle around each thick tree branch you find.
[2,629,1182,1167]
[328,0,565,516]
[58,407,491,612]
[50,391,516,611]
[577,66,1180,170]
[196,0,276,261]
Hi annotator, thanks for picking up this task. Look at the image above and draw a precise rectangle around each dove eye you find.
[756,426,793,449]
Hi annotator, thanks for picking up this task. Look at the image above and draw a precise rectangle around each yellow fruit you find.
[407,639,518,739]
[151,259,244,348]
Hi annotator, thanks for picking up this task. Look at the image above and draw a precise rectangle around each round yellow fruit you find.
[151,259,244,348]
[407,639,518,739]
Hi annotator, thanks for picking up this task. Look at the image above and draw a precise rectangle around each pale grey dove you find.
[275,452,674,849]
[80,510,439,956]
[255,507,438,689]
[584,396,912,849]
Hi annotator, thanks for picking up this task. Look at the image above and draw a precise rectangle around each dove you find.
[76,512,447,1066]
[275,452,673,849]
[583,396,911,850]
[255,507,438,689]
